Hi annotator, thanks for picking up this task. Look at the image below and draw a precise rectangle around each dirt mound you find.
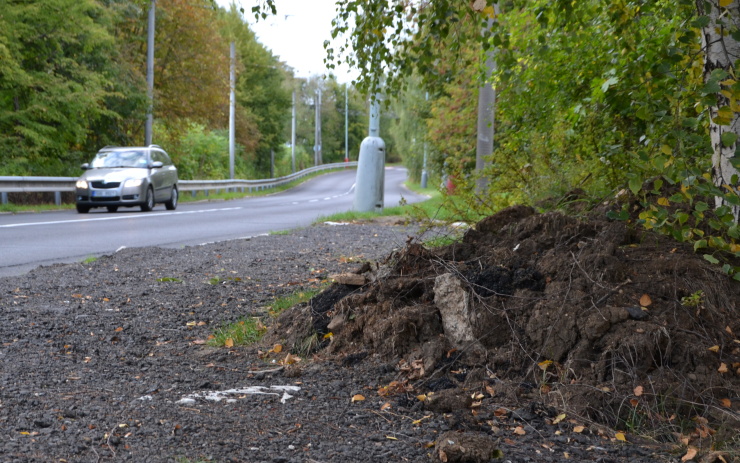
[267,206,740,440]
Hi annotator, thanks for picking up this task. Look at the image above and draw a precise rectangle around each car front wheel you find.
[141,187,154,212]
[76,204,90,213]
[164,185,178,210]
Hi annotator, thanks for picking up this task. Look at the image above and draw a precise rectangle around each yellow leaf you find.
[20,431,30,435]
[660,144,672,155]
[720,398,732,408]
[553,413,566,424]
[272,344,283,353]
[385,435,398,440]
[682,447,698,462]
[708,345,720,353]
[323,332,333,339]
[634,385,644,397]
[639,294,652,307]
[416,394,427,402]
[657,197,670,206]
[615,432,627,442]
[224,338,234,348]
[718,362,728,373]
[351,394,365,402]
[720,0,732,7]
[186,321,196,326]
[538,360,553,370]
[573,425,585,433]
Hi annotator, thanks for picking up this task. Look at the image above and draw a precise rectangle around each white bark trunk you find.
[700,1,740,221]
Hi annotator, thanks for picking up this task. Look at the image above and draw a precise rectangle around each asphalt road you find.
[0,167,425,277]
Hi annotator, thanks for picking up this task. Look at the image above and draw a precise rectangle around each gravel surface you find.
[0,221,686,462]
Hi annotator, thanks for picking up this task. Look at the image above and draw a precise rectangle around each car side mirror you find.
[150,161,164,169]
[81,163,90,170]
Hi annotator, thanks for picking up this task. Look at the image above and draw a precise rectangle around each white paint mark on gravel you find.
[176,385,301,405]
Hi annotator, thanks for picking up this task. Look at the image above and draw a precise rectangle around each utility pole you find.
[145,0,155,145]
[313,88,322,165]
[421,92,429,188]
[229,42,235,181]
[345,85,349,162]
[291,91,296,173]
[353,94,385,212]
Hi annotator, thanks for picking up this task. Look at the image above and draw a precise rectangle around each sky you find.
[216,0,358,83]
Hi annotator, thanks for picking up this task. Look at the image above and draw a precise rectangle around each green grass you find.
[81,256,98,264]
[268,229,293,236]
[268,287,323,317]
[0,203,75,213]
[208,317,266,347]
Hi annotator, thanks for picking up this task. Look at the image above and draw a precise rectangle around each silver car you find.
[75,145,178,213]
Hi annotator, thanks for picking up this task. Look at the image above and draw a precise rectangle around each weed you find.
[208,277,223,285]
[268,288,322,317]
[157,277,182,283]
[82,256,98,264]
[208,317,266,347]
[680,290,704,308]
[269,229,292,236]
[422,235,459,248]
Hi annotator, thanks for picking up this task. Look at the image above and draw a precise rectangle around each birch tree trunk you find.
[699,0,740,221]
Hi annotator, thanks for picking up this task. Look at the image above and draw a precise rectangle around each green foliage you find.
[208,317,266,347]
[268,288,322,317]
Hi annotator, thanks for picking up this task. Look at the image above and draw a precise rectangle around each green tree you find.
[0,0,117,175]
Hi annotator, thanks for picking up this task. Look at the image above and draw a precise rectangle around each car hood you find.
[79,168,148,183]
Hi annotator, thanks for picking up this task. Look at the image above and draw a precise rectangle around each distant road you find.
[0,167,425,277]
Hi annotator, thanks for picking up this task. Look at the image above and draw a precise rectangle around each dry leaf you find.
[720,398,732,408]
[538,360,553,370]
[615,432,627,442]
[681,447,697,462]
[471,0,486,11]
[114,327,123,332]
[272,344,283,353]
[639,294,652,307]
[634,385,644,396]
[630,399,639,407]
[726,326,734,336]
[718,363,728,374]
[380,402,392,411]
[351,394,365,402]
[573,425,585,433]
[485,385,496,396]
[439,449,448,463]
[708,345,720,353]
[553,413,566,424]
[513,426,527,435]
[224,338,234,348]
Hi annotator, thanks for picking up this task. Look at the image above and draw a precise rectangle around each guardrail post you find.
[1,192,7,205]
[54,192,61,206]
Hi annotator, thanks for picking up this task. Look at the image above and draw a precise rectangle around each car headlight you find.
[76,179,88,189]
[125,178,144,188]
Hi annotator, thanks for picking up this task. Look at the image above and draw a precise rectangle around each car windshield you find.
[90,150,148,168]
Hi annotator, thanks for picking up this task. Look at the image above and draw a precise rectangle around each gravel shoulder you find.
[0,219,722,462]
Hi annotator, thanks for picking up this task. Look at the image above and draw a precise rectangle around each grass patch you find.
[269,229,293,236]
[208,317,266,347]
[82,256,98,264]
[268,287,323,317]
[0,203,75,213]
[157,277,182,283]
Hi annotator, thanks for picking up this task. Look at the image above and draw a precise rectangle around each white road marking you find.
[0,207,243,228]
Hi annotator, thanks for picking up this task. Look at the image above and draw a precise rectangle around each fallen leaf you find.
[513,426,526,435]
[114,327,123,332]
[718,363,728,374]
[615,432,627,442]
[720,398,732,408]
[630,399,639,407]
[380,402,392,411]
[485,385,496,396]
[538,360,553,370]
[727,326,734,336]
[639,294,652,307]
[351,394,365,402]
[553,413,566,424]
[682,447,697,462]
[634,385,644,396]
[708,345,720,353]
[494,408,508,417]
[471,0,486,12]
[573,425,585,433]
[224,338,234,348]
[272,344,283,353]
[385,435,398,440]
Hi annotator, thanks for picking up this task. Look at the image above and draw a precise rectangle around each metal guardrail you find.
[0,162,358,205]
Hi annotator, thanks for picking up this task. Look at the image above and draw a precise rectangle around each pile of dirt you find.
[267,206,740,443]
